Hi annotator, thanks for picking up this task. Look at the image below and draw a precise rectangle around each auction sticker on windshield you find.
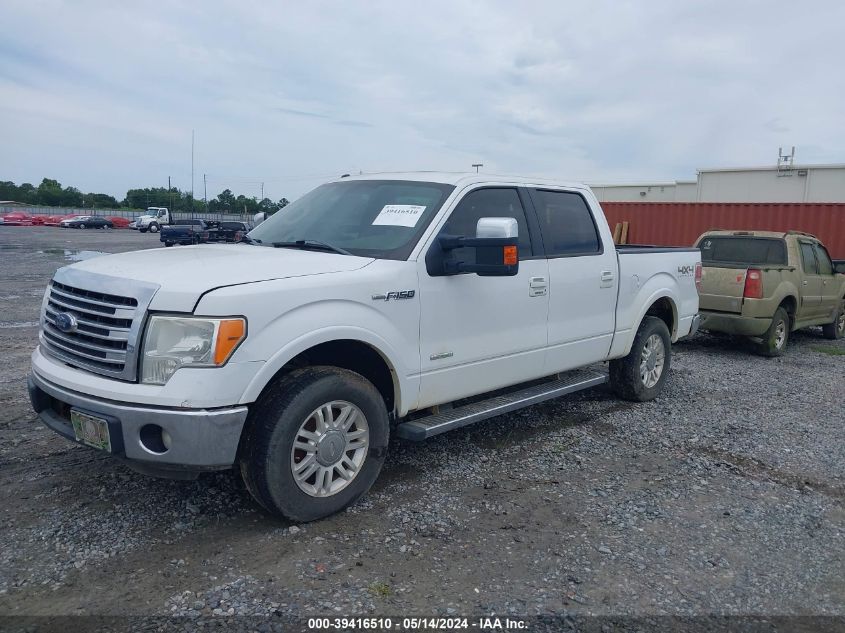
[371,204,427,227]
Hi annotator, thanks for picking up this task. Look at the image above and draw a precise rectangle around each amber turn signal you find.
[503,245,518,266]
[214,319,247,365]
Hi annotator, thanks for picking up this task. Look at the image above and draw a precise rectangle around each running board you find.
[396,369,608,441]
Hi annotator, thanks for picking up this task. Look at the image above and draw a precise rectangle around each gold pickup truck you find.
[695,230,845,356]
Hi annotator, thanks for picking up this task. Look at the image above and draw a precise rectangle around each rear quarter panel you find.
[609,250,701,358]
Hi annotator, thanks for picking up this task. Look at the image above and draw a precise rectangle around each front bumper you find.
[28,370,248,473]
[698,311,771,337]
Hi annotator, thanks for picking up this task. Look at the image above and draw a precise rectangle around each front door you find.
[417,187,549,408]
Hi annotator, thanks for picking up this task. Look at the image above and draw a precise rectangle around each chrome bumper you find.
[28,370,248,472]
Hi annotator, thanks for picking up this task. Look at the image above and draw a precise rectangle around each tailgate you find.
[699,266,746,313]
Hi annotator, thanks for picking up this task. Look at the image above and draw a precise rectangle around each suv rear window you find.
[699,237,787,266]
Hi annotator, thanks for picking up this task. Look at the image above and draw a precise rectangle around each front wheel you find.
[610,316,672,402]
[239,366,389,522]
[164,241,174,247]
[79,223,87,229]
[139,228,148,233]
[149,223,159,233]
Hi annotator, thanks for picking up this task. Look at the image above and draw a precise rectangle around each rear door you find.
[798,240,823,318]
[527,188,617,372]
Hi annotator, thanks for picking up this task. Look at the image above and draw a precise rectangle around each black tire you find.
[610,316,672,402]
[164,241,174,247]
[822,300,845,339]
[139,228,148,233]
[239,366,389,522]
[79,223,87,229]
[757,307,790,357]
[149,223,159,233]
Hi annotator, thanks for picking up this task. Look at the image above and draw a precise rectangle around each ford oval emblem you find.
[55,312,78,333]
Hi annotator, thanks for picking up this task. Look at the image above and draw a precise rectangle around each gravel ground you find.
[0,227,843,624]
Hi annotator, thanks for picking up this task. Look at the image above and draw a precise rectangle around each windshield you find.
[248,179,455,259]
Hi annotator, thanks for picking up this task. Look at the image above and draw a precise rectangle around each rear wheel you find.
[757,307,790,356]
[239,366,389,522]
[164,241,174,247]
[610,316,672,402]
[79,223,87,229]
[822,300,845,340]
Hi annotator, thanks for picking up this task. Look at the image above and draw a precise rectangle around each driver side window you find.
[440,188,532,264]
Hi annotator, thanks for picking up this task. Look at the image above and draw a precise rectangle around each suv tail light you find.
[743,268,763,299]
[694,262,702,293]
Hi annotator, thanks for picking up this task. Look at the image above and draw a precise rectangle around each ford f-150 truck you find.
[695,230,845,355]
[28,173,701,521]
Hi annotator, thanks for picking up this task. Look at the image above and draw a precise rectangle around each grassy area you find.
[811,345,845,356]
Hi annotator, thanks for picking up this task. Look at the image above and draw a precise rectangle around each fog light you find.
[139,424,170,454]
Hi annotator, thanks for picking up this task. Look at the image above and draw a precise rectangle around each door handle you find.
[803,280,808,286]
[600,270,615,288]
[529,276,547,297]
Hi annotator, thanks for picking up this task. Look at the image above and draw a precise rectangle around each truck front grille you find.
[39,270,158,381]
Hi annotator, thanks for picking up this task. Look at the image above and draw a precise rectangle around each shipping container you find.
[600,202,845,258]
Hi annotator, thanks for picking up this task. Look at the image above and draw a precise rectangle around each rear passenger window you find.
[530,190,600,256]
[441,188,533,262]
[813,244,833,275]
[800,243,818,274]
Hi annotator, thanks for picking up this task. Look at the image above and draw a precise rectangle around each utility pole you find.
[472,163,483,173]
[261,182,264,201]
[190,129,195,219]
[168,176,172,213]
[203,173,208,212]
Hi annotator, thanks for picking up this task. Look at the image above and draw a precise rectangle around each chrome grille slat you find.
[46,301,132,329]
[40,271,159,381]
[48,293,136,319]
[43,323,128,355]
[42,332,126,365]
[44,310,130,341]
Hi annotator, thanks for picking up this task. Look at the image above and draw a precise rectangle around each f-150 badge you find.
[372,290,416,301]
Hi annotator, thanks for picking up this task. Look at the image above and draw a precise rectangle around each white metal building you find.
[589,163,845,203]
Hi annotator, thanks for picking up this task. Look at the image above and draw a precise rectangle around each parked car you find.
[31,215,49,225]
[1,212,32,226]
[208,221,253,243]
[695,230,845,354]
[160,219,211,246]
[59,216,113,229]
[43,215,67,226]
[106,216,132,229]
[28,172,701,521]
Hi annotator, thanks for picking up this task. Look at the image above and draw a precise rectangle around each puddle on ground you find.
[38,249,107,261]
[0,321,40,329]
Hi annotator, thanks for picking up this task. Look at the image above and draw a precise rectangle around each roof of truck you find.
[331,171,590,190]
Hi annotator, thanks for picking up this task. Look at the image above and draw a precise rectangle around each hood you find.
[62,243,374,312]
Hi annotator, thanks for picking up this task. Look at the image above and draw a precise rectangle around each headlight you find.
[140,316,246,385]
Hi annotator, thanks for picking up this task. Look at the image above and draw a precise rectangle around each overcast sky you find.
[1,1,843,201]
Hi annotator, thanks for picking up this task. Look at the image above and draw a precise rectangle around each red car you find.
[105,216,131,228]
[1,212,32,226]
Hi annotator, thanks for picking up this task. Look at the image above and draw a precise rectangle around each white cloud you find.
[0,0,843,200]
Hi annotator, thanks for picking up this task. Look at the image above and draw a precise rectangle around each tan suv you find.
[695,230,845,355]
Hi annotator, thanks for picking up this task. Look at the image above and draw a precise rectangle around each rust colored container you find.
[600,202,845,258]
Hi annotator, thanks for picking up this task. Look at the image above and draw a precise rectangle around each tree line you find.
[0,178,290,215]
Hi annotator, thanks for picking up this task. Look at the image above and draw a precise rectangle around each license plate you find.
[70,409,112,452]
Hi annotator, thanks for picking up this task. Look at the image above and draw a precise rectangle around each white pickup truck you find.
[29,173,701,521]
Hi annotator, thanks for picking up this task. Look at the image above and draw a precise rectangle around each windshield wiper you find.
[240,235,262,245]
[272,240,351,256]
